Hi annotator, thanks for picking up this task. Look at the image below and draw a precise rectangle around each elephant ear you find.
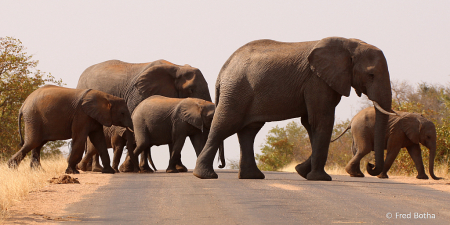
[308,37,354,97]
[134,64,179,98]
[401,114,421,144]
[179,98,203,132]
[81,91,113,127]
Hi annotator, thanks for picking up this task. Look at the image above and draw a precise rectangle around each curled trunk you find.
[428,144,441,180]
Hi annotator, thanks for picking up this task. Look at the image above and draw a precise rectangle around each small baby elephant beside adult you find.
[332,107,441,180]
[120,95,225,173]
[7,85,136,174]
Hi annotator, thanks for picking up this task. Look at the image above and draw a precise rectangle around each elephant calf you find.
[332,107,441,180]
[120,95,225,173]
[7,85,136,174]
[78,125,157,173]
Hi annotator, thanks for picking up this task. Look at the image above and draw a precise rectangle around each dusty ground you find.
[3,172,112,224]
[2,170,449,224]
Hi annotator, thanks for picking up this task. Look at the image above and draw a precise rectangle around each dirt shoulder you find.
[3,172,112,224]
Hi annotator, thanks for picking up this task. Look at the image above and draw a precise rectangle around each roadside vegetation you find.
[255,81,450,178]
[0,37,67,220]
[0,37,65,160]
[0,155,67,220]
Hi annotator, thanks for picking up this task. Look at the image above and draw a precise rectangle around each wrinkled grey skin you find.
[77,59,213,171]
[7,85,134,174]
[77,125,156,173]
[120,95,225,173]
[333,107,441,180]
[194,37,393,180]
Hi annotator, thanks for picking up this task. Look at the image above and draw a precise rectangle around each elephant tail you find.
[330,125,351,143]
[17,106,24,147]
[218,141,225,168]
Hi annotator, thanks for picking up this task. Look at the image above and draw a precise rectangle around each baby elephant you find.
[7,85,136,174]
[120,95,225,173]
[78,125,157,173]
[332,107,440,180]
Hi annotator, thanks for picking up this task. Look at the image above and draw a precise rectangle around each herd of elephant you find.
[6,37,441,181]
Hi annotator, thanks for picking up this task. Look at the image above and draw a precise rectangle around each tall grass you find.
[0,155,67,219]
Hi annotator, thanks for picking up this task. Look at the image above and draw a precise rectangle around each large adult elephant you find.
[332,107,441,180]
[193,37,395,180]
[77,59,213,171]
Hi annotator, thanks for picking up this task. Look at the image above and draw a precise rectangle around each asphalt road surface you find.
[63,170,450,224]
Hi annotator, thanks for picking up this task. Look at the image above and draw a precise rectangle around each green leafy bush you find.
[0,37,65,160]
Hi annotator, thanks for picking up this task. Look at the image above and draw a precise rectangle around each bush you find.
[0,37,65,160]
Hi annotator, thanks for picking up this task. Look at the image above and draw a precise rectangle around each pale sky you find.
[2,1,450,170]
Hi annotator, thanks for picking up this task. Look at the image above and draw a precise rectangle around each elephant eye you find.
[188,88,194,94]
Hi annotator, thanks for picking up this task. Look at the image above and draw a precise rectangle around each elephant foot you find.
[65,167,80,174]
[140,167,154,173]
[295,162,311,179]
[238,167,265,179]
[77,162,88,171]
[30,160,42,170]
[166,167,179,173]
[193,164,218,179]
[101,166,115,174]
[306,170,332,181]
[377,173,389,179]
[140,164,154,173]
[119,163,132,172]
[92,165,103,172]
[416,174,429,179]
[7,159,19,169]
[350,173,365,177]
[346,165,364,177]
[176,164,188,172]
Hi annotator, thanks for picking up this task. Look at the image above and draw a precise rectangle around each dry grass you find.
[0,155,67,220]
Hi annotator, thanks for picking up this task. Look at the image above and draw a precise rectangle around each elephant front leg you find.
[89,130,115,174]
[378,140,401,179]
[406,144,429,179]
[77,140,96,172]
[237,122,265,179]
[112,144,125,173]
[66,138,88,174]
[305,116,336,181]
[167,139,186,173]
[169,143,188,172]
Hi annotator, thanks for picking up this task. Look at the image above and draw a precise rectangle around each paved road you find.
[63,170,450,224]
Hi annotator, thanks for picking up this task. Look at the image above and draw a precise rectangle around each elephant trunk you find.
[218,141,225,168]
[428,143,441,180]
[366,103,389,176]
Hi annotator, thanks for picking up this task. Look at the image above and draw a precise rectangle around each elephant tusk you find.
[372,101,399,116]
[127,127,134,133]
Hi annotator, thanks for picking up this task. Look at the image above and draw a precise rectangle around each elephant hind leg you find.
[237,122,265,179]
[30,142,46,170]
[345,140,366,177]
[140,149,154,173]
[8,141,42,169]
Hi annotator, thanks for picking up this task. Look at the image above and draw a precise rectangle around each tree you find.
[0,37,65,160]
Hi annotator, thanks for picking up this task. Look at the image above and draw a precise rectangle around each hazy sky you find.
[2,1,450,170]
